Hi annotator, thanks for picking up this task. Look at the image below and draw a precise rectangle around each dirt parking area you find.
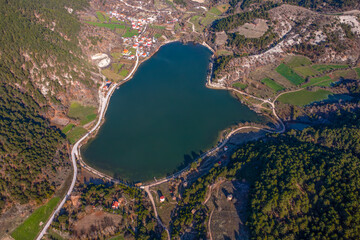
[206,181,250,240]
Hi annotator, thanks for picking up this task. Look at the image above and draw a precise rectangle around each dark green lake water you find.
[82,42,263,182]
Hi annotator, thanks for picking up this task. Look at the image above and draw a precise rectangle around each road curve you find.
[36,52,141,240]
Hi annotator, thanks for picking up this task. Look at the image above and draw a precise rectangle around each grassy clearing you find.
[111,52,123,60]
[190,15,204,32]
[278,89,332,106]
[356,68,360,78]
[302,76,331,88]
[102,68,123,82]
[330,69,356,79]
[66,127,87,144]
[11,197,60,240]
[293,66,319,78]
[209,6,222,15]
[261,78,285,92]
[201,13,220,26]
[216,4,230,13]
[86,22,126,30]
[112,63,123,74]
[232,82,247,90]
[312,64,348,73]
[276,63,304,85]
[119,69,129,77]
[96,11,106,22]
[123,28,139,38]
[150,24,166,29]
[216,49,233,56]
[48,228,64,240]
[154,33,162,38]
[286,56,312,68]
[62,123,74,134]
[80,113,97,126]
[313,79,335,87]
[68,102,96,123]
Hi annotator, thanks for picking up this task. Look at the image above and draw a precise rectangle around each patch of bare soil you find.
[73,210,122,237]
[215,31,228,46]
[0,204,33,236]
[233,19,268,38]
[206,180,250,240]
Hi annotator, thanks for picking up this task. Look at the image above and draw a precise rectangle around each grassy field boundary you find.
[312,64,349,73]
[232,82,247,90]
[86,21,126,30]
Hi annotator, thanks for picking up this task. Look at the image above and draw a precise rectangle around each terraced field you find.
[261,78,284,92]
[276,63,305,85]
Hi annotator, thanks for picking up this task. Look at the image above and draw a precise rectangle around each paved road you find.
[36,51,141,240]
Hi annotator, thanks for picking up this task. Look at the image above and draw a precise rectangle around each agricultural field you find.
[261,78,284,92]
[68,102,97,125]
[276,63,305,85]
[312,64,348,73]
[302,76,332,88]
[11,197,60,240]
[66,127,88,144]
[278,89,332,106]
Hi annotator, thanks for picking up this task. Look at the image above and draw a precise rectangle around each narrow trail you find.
[144,186,171,240]
[208,208,215,240]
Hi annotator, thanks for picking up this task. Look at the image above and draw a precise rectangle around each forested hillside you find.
[238,0,359,11]
[0,0,98,110]
[0,0,97,216]
[231,110,360,239]
[170,107,360,239]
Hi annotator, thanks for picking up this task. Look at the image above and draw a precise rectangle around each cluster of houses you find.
[102,79,112,91]
[122,35,155,59]
[108,10,155,33]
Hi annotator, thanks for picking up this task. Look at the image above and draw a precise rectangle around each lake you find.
[82,42,263,182]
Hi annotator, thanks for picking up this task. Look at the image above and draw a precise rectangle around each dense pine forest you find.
[170,105,360,238]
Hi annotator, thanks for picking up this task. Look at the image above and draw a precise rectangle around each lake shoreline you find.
[77,41,267,185]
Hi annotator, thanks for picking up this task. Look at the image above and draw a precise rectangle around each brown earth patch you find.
[206,180,250,240]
